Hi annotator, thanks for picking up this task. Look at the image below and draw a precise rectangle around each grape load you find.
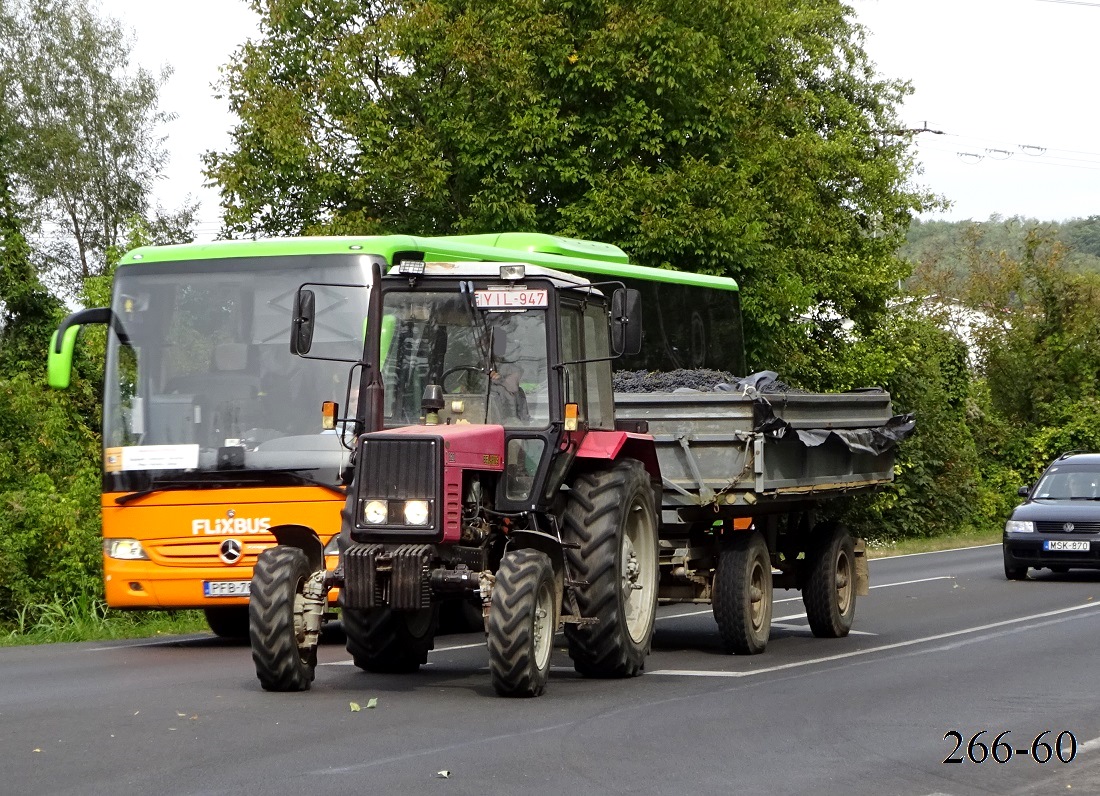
[612,369,795,394]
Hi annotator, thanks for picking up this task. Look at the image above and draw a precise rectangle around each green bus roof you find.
[118,232,739,291]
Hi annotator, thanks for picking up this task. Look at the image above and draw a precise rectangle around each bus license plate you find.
[1044,540,1090,552]
[203,580,251,597]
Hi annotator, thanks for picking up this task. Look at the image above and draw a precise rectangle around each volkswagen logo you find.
[1064,522,1076,532]
[219,538,243,565]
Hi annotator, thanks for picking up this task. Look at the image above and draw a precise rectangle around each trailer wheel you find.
[204,606,250,639]
[713,531,773,655]
[802,523,856,638]
[562,458,658,677]
[342,606,437,673]
[487,549,557,697]
[249,546,317,691]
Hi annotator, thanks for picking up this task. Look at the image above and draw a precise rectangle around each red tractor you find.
[249,256,659,697]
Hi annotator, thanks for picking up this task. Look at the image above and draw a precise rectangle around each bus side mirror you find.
[48,326,80,389]
[48,306,113,389]
[611,288,642,356]
[291,288,316,355]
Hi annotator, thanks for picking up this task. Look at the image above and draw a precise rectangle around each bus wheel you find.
[203,606,249,639]
[713,531,772,655]
[488,549,557,697]
[249,546,317,691]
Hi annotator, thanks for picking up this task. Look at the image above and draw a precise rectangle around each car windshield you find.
[1033,464,1100,499]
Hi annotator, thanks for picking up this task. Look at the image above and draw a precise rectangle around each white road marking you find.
[655,576,956,622]
[1079,735,1100,755]
[650,602,1100,678]
[871,543,998,561]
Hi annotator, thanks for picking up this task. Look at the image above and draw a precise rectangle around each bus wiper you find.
[115,478,265,505]
[259,468,348,496]
[115,470,347,505]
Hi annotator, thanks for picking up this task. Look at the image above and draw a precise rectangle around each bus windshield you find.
[102,254,377,490]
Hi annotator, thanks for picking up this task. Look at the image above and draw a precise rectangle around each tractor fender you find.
[269,524,325,572]
[573,430,660,483]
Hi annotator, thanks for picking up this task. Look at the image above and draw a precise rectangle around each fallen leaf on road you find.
[33,748,41,753]
[349,702,361,712]
[366,698,378,709]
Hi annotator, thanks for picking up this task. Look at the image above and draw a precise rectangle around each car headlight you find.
[104,539,148,560]
[1005,520,1035,533]
[363,500,388,524]
[404,500,430,526]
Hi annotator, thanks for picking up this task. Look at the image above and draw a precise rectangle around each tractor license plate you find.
[474,289,548,309]
[1044,540,1090,552]
[203,580,251,597]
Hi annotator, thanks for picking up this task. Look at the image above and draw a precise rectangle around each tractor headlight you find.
[404,500,430,526]
[363,500,388,524]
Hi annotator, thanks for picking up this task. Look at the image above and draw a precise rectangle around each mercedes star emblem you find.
[219,538,243,565]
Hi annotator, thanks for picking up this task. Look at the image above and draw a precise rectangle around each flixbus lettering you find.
[191,517,273,536]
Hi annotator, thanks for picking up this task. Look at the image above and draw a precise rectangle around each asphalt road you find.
[4,544,1100,796]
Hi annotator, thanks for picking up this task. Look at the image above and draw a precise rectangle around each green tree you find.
[206,0,932,369]
[1,0,197,298]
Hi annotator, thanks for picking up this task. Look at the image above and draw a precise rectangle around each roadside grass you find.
[0,595,206,647]
[866,527,1001,558]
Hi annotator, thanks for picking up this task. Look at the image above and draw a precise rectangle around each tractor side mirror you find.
[611,288,642,356]
[290,288,316,355]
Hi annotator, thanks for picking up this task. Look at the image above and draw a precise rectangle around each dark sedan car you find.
[1003,452,1100,580]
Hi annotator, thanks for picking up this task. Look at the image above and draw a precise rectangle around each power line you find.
[1036,0,1100,7]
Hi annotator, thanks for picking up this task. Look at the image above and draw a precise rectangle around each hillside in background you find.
[903,216,1100,277]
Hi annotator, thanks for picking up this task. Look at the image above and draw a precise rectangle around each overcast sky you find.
[99,0,1100,240]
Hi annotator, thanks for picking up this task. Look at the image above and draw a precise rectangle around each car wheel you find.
[1003,552,1027,581]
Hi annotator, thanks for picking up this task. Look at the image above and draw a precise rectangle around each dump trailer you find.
[615,387,912,653]
[246,232,911,696]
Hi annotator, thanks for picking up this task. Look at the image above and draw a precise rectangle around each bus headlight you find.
[404,500,430,526]
[363,500,388,524]
[104,539,148,560]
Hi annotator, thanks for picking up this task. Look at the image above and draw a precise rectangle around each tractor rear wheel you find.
[562,459,658,677]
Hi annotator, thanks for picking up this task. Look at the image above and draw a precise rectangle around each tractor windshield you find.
[381,290,550,428]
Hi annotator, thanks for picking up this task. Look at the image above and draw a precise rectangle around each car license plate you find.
[203,580,251,597]
[1044,540,1090,552]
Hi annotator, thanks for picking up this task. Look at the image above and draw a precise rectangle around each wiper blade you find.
[259,468,347,496]
[115,478,265,505]
[114,469,347,505]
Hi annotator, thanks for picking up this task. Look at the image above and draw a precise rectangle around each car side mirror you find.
[1017,485,1030,497]
[290,288,316,355]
